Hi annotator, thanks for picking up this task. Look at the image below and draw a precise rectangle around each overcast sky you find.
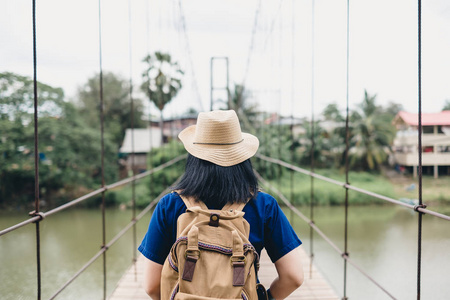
[1,0,449,119]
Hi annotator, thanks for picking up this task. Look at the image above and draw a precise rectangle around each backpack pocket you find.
[173,292,243,300]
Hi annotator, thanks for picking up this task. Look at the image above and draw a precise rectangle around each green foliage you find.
[443,99,450,111]
[348,91,396,171]
[302,91,399,172]
[0,72,118,209]
[141,52,184,143]
[296,121,345,168]
[230,84,259,134]
[0,72,65,122]
[259,165,397,206]
[322,103,345,122]
[76,72,146,148]
[113,141,186,208]
[254,123,295,180]
[141,52,183,112]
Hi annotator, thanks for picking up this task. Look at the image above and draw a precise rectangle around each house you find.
[119,115,197,175]
[392,110,450,178]
[119,127,162,176]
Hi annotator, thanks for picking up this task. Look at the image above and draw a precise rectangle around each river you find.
[1,205,449,299]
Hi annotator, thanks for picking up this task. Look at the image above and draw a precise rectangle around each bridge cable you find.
[97,0,107,298]
[309,0,316,280]
[416,0,424,298]
[127,0,138,283]
[145,0,155,202]
[178,0,204,112]
[289,0,295,226]
[255,170,398,300]
[48,173,184,300]
[31,0,42,299]
[343,0,351,299]
[277,2,283,190]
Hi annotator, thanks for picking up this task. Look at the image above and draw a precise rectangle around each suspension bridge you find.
[1,0,450,299]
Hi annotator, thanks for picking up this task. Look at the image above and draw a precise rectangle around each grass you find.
[261,167,450,207]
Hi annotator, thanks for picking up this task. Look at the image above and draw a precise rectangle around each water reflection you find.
[1,205,449,299]
[0,208,152,300]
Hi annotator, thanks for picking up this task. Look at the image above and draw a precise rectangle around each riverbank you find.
[2,166,449,214]
[263,167,450,210]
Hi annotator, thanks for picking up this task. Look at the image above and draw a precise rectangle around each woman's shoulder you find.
[255,191,277,205]
[158,192,185,209]
[245,191,278,212]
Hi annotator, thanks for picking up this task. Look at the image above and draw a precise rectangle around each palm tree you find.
[230,84,259,134]
[349,90,394,171]
[141,52,184,143]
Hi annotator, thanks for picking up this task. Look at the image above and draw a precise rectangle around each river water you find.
[1,205,449,299]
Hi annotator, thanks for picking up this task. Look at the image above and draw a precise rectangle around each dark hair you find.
[172,154,259,209]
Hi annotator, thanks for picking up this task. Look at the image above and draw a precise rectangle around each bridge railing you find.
[0,155,186,299]
[256,154,450,300]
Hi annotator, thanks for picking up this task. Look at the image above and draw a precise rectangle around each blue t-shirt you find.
[138,191,302,265]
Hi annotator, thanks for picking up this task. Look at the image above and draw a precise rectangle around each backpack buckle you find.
[209,213,220,227]
[230,255,246,266]
[183,250,200,282]
[185,249,201,259]
[231,255,246,286]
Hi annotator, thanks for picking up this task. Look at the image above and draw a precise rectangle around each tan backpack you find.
[160,193,260,300]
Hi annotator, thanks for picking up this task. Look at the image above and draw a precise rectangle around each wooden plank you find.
[108,247,339,300]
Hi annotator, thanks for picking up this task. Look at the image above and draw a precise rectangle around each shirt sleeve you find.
[264,195,302,263]
[138,196,173,264]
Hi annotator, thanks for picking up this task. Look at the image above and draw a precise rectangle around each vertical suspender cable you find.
[416,0,423,298]
[290,0,295,225]
[278,5,281,185]
[343,0,351,299]
[277,4,283,189]
[97,0,107,298]
[309,0,315,280]
[146,0,154,200]
[128,0,137,281]
[31,1,42,299]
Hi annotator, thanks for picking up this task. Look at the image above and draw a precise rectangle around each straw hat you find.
[179,110,259,167]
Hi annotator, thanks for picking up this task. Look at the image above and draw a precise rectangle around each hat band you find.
[193,139,244,146]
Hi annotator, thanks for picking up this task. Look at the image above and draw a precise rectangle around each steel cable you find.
[97,0,107,298]
[416,0,424,298]
[309,0,316,280]
[343,0,351,298]
[256,154,450,221]
[31,0,42,298]
[47,177,182,300]
[0,155,187,237]
[255,171,398,300]
[127,0,138,283]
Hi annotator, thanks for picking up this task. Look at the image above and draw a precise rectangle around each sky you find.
[1,0,449,119]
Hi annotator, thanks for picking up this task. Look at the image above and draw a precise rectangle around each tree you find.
[349,90,395,171]
[230,84,259,134]
[76,72,146,148]
[141,52,184,143]
[0,72,65,122]
[322,103,345,122]
[0,72,117,208]
[442,99,450,111]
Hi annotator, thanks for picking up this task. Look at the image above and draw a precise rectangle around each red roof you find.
[396,111,450,126]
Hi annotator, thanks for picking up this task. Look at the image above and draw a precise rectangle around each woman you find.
[139,110,304,299]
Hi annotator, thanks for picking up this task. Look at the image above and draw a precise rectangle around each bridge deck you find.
[109,247,339,300]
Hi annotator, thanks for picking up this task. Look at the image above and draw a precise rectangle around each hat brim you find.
[179,125,259,167]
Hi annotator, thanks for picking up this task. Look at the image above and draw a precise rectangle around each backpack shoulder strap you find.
[222,201,247,212]
[173,190,209,210]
